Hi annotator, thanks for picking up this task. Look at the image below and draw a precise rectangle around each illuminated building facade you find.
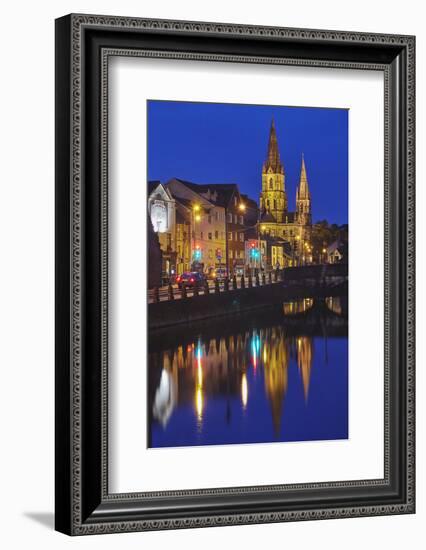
[259,120,313,263]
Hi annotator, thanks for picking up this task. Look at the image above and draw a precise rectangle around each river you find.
[148,297,348,448]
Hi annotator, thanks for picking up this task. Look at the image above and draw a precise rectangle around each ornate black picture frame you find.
[55,14,415,535]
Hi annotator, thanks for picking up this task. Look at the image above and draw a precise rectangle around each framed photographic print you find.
[55,14,415,535]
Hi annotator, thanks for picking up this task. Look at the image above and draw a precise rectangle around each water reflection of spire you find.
[263,327,289,435]
[296,336,314,401]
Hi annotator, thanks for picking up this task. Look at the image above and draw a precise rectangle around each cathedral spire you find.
[263,119,284,174]
[296,153,312,225]
[297,153,310,199]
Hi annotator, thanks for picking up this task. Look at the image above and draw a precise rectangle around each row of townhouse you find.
[148,178,259,280]
[148,178,301,286]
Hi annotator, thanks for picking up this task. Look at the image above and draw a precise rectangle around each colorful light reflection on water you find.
[148,299,348,448]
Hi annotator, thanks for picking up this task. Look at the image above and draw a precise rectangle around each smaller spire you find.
[297,153,310,199]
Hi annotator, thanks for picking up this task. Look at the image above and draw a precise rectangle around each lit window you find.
[228,232,233,241]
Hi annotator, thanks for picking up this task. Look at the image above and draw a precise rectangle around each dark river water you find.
[148,298,348,448]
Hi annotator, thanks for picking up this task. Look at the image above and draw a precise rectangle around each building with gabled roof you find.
[166,178,257,275]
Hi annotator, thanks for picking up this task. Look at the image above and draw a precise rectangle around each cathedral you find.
[259,120,312,251]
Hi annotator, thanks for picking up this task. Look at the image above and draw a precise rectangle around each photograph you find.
[52,9,415,538]
[147,100,349,448]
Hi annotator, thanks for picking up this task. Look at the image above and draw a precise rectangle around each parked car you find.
[176,271,205,289]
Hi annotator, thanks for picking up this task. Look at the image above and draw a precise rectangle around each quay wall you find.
[149,280,347,330]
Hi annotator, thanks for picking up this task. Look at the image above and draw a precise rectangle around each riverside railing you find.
[150,268,284,304]
[149,263,348,304]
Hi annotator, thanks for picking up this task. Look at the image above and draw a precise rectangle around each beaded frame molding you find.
[55,14,415,535]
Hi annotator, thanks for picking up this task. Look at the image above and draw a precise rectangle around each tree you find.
[310,221,349,263]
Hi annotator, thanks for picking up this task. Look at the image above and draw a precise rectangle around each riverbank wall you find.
[149,280,347,330]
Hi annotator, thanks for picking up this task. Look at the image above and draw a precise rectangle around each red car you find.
[176,271,205,289]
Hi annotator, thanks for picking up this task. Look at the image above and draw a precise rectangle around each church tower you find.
[260,119,287,222]
[296,154,311,225]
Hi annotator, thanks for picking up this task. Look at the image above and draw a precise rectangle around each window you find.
[200,231,204,239]
[234,214,238,224]
[208,215,212,224]
[228,213,232,223]
[240,233,244,242]
[208,249,213,259]
[215,211,218,221]
[239,215,244,224]
[215,230,219,239]
[208,232,212,240]
[234,197,237,206]
[269,178,273,189]
[273,200,277,210]
[228,232,233,241]
[230,250,233,259]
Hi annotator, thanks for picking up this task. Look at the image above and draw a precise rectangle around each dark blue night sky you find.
[147,100,348,225]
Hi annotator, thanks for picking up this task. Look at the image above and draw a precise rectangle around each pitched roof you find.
[327,240,345,254]
[240,193,258,210]
[260,211,276,223]
[148,180,173,200]
[169,179,239,207]
[148,180,162,195]
[173,196,192,209]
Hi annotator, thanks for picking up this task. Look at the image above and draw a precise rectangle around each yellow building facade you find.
[259,120,312,263]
